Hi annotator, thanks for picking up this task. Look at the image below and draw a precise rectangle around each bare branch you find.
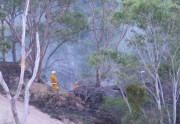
[22,32,40,123]
[0,72,12,101]
[14,0,30,100]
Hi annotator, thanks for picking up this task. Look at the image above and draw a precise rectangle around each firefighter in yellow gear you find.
[19,58,26,70]
[73,81,79,91]
[51,71,59,94]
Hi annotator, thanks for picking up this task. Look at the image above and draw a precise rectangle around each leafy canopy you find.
[112,0,180,29]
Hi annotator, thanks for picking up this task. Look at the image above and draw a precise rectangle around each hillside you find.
[0,95,72,124]
[0,62,118,124]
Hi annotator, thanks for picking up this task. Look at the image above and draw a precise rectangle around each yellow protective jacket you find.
[73,82,80,91]
[51,72,59,91]
[19,58,26,70]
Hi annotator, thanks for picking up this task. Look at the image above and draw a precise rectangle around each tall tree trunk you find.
[173,82,177,124]
[11,99,21,124]
[2,52,5,62]
[158,76,171,124]
[1,20,5,62]
[96,64,101,87]
[12,42,16,62]
[36,56,42,81]
[155,72,163,124]
[119,85,132,113]
[37,66,42,81]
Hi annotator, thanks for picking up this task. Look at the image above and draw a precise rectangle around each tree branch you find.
[0,72,12,101]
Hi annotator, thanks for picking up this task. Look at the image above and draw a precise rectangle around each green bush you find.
[126,83,145,113]
[100,97,128,112]
[0,40,11,60]
[99,97,128,123]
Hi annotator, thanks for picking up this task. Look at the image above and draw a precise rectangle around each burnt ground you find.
[0,62,32,94]
[2,62,179,124]
[0,62,119,124]
[30,93,117,124]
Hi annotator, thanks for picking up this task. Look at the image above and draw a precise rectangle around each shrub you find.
[99,97,128,123]
[126,83,145,113]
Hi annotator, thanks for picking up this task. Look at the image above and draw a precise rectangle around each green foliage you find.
[169,40,180,61]
[100,48,121,63]
[89,48,138,65]
[0,40,11,50]
[0,10,6,19]
[88,48,119,66]
[5,0,23,7]
[110,0,180,88]
[89,52,101,65]
[0,40,11,60]
[159,40,180,80]
[100,97,127,111]
[100,96,157,124]
[110,51,139,82]
[60,12,88,33]
[89,48,139,83]
[99,97,127,123]
[110,11,127,27]
[1,0,24,15]
[53,11,88,42]
[116,54,139,83]
[57,0,72,5]
[112,0,180,30]
[126,83,145,113]
[118,54,138,70]
[158,62,171,76]
[101,48,138,69]
[122,112,158,124]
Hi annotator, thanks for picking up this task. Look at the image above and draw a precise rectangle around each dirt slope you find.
[0,95,72,124]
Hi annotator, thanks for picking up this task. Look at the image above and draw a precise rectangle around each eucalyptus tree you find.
[0,0,24,62]
[45,11,89,69]
[0,0,41,124]
[0,9,11,61]
[0,0,88,80]
[87,0,121,86]
[90,48,139,113]
[27,0,88,79]
[112,0,180,123]
[16,0,71,79]
[166,40,180,124]
[87,0,106,87]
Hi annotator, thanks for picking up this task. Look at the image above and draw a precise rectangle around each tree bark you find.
[173,83,177,124]
[11,99,21,124]
[88,0,106,87]
[1,20,6,62]
[2,52,5,62]
[119,85,132,113]
[22,32,40,124]
[12,42,17,62]
[96,64,101,87]
[0,1,41,124]
[155,73,163,124]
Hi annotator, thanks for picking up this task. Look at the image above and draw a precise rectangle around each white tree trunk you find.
[155,73,163,124]
[119,85,132,113]
[135,40,164,124]
[173,83,177,124]
[22,33,40,124]
[169,43,180,124]
[11,98,21,124]
[0,0,41,124]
